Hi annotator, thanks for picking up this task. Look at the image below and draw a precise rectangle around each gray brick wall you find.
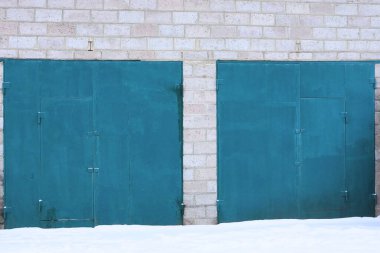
[0,0,380,226]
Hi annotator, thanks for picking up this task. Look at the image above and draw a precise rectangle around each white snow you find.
[1,217,380,253]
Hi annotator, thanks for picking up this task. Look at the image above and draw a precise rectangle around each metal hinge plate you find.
[372,193,377,205]
[370,78,377,89]
[175,83,183,91]
[216,79,223,91]
[2,82,10,95]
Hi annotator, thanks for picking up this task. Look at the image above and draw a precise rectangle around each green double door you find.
[217,61,375,222]
[4,60,183,228]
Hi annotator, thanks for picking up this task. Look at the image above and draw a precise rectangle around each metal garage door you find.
[3,60,183,228]
[217,61,375,222]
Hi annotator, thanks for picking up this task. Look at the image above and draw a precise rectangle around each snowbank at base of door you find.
[1,217,380,253]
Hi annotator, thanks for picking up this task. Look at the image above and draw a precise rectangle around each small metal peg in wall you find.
[296,40,301,52]
[88,38,94,51]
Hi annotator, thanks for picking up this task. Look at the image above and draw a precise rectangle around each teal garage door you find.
[217,61,375,222]
[3,60,183,228]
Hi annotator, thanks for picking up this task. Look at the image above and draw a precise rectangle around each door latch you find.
[87,168,99,173]
[37,112,45,125]
[38,199,43,212]
[341,190,349,202]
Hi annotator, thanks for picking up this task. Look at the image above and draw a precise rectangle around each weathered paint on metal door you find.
[38,61,95,228]
[217,62,300,222]
[3,60,183,228]
[93,61,183,225]
[344,63,375,217]
[299,63,347,218]
[217,61,375,222]
[300,98,346,218]
[3,60,40,227]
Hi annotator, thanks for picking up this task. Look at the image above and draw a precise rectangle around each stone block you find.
[104,24,130,36]
[104,0,129,10]
[195,193,216,205]
[183,154,207,167]
[158,0,183,10]
[91,11,118,23]
[119,11,145,23]
[147,38,173,50]
[185,25,210,38]
[36,9,62,22]
[146,11,172,24]
[9,36,37,49]
[159,25,184,37]
[131,24,159,37]
[48,0,75,8]
[19,23,47,35]
[76,0,103,9]
[63,10,89,22]
[310,3,335,15]
[6,9,34,21]
[262,2,285,13]
[336,4,358,16]
[130,0,157,10]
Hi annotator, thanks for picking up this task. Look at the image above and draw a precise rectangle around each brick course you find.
[0,0,380,226]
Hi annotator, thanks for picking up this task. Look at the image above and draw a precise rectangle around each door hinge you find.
[87,167,99,173]
[37,112,45,125]
[216,79,223,91]
[341,190,349,202]
[3,206,11,221]
[372,193,377,205]
[369,78,377,89]
[180,202,185,216]
[175,83,183,91]
[341,112,348,124]
[2,82,10,95]
[175,83,183,96]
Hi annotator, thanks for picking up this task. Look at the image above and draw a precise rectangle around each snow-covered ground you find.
[1,217,380,253]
